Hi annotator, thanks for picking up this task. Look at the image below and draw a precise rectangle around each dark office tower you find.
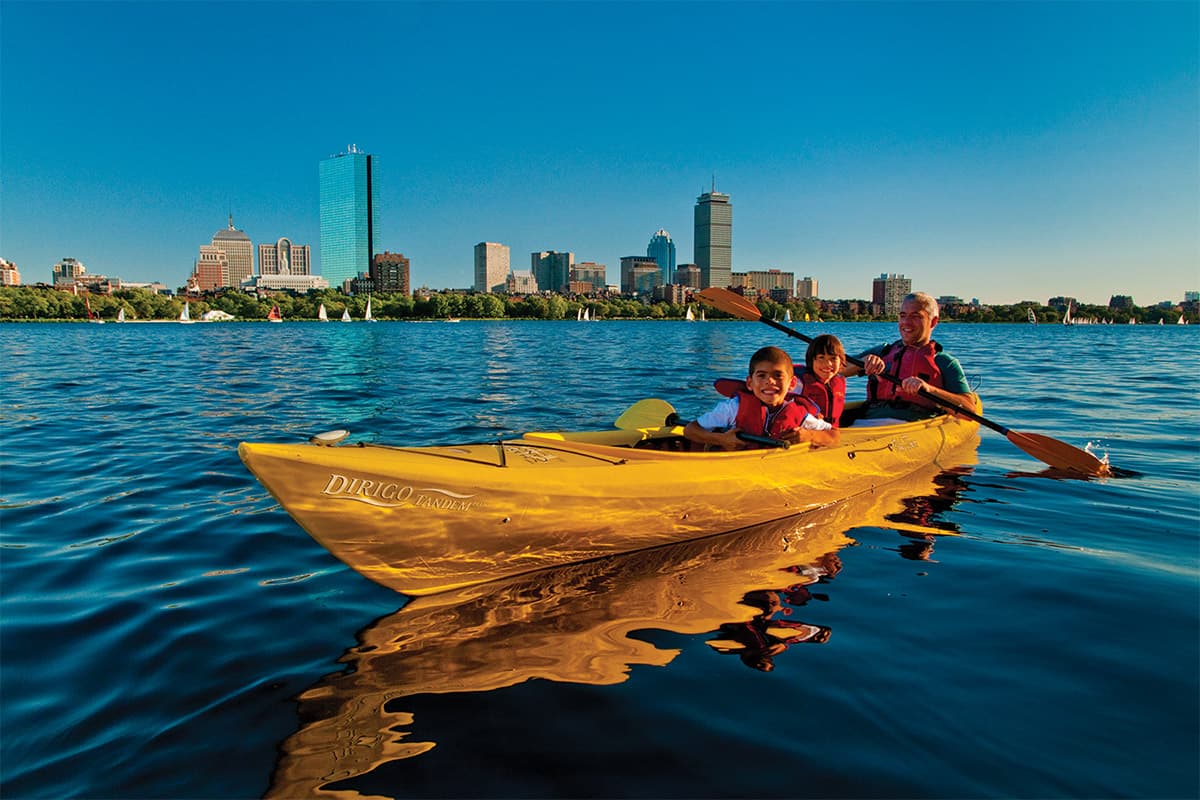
[320,145,379,291]
[531,250,574,293]
[372,251,411,294]
[694,189,732,289]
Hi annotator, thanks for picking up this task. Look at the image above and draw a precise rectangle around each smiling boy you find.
[685,346,836,450]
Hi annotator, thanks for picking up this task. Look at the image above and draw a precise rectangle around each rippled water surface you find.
[2,320,1197,799]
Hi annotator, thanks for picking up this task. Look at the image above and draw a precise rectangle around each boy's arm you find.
[683,396,745,450]
[683,420,745,450]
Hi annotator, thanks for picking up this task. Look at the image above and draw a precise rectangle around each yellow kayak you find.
[238,399,979,596]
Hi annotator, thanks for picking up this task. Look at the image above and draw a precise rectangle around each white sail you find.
[1028,308,1036,324]
[583,307,590,321]
[1062,302,1072,326]
[341,308,352,323]
[685,305,695,322]
[577,308,582,321]
[700,309,706,322]
[318,303,328,322]
[784,309,792,323]
[116,307,126,323]
[179,302,193,323]
[365,297,375,322]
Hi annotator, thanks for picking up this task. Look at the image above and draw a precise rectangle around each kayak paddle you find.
[614,398,678,430]
[696,287,1108,476]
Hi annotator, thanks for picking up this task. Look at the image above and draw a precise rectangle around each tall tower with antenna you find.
[694,180,732,289]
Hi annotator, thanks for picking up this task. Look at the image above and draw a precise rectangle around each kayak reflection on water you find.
[885,467,973,561]
[266,462,975,798]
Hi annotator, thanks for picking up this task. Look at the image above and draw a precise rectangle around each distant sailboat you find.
[116,307,126,323]
[1157,318,1164,325]
[179,302,194,324]
[699,308,706,322]
[783,309,792,323]
[583,307,590,321]
[1062,302,1073,326]
[685,305,695,322]
[318,303,328,322]
[341,308,352,323]
[1178,314,1186,325]
[577,307,583,321]
[85,297,104,324]
[268,305,283,322]
[364,297,376,322]
[1028,308,1037,325]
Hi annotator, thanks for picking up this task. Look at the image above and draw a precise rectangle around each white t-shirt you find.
[694,395,833,432]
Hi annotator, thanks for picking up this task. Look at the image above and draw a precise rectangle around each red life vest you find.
[733,391,814,440]
[868,340,943,408]
[797,372,845,427]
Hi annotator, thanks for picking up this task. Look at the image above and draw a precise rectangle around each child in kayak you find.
[795,333,846,428]
[684,345,837,450]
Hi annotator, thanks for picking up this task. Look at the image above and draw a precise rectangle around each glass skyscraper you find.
[646,229,676,285]
[694,190,732,289]
[319,146,379,291]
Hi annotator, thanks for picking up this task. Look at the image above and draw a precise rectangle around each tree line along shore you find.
[0,285,1192,325]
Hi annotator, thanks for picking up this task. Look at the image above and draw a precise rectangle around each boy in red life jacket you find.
[842,292,978,423]
[684,346,837,450]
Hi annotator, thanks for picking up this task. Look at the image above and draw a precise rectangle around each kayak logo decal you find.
[504,444,557,463]
[321,473,482,511]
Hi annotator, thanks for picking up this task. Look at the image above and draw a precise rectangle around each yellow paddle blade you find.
[614,398,678,430]
[1007,431,1109,477]
[696,287,763,320]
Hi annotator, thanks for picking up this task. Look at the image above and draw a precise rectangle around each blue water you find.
[2,320,1197,799]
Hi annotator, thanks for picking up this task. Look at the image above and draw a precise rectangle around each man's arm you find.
[919,353,978,414]
[841,344,884,378]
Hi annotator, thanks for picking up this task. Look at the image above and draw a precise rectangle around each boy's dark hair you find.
[805,334,845,371]
[748,346,794,375]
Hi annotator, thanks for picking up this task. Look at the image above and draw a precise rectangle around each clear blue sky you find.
[2,1,1197,305]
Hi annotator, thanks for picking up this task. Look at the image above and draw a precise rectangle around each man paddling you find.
[843,292,978,422]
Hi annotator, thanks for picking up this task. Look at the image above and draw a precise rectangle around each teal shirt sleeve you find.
[934,352,970,394]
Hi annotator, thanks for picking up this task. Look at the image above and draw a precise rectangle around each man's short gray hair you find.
[904,292,939,319]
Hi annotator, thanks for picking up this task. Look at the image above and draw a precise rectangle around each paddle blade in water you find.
[1007,431,1108,477]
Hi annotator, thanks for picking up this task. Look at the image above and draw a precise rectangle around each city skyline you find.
[1,2,1196,305]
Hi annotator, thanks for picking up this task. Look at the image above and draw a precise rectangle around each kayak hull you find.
[238,411,979,595]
